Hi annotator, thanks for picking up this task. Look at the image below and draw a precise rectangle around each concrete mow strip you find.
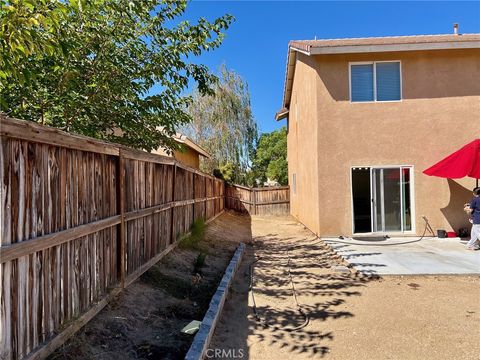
[324,237,480,275]
[185,242,246,360]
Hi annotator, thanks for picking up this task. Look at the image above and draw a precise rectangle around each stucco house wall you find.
[287,48,480,236]
[152,146,201,169]
[288,53,321,234]
[173,148,201,169]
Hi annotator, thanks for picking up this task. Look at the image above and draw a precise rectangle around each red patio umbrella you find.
[423,139,480,187]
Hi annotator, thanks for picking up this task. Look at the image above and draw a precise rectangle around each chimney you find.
[453,23,459,35]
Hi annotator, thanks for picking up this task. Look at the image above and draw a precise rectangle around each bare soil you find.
[210,215,480,360]
[49,212,251,360]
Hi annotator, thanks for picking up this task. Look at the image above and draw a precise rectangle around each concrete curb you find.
[185,242,246,360]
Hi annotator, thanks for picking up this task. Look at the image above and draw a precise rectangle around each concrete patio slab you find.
[323,237,480,275]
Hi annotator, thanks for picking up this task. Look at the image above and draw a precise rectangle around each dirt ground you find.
[50,212,251,360]
[210,215,480,360]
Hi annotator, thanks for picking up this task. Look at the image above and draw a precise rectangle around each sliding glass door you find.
[352,166,413,233]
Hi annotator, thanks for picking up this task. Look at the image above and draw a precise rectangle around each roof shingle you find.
[289,34,480,53]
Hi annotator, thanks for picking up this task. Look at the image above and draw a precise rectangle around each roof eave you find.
[308,40,480,55]
[173,134,212,159]
[276,48,300,120]
[275,108,289,121]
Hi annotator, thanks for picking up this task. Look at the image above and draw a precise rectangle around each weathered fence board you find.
[0,115,225,360]
[0,115,288,360]
[225,184,290,215]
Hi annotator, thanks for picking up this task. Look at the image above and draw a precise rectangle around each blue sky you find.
[180,1,480,134]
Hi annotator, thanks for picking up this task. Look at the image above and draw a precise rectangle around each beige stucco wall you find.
[288,53,321,234]
[288,48,480,236]
[173,148,200,169]
[152,147,200,169]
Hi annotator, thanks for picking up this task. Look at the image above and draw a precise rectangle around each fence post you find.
[205,175,208,218]
[252,188,257,215]
[118,149,126,288]
[192,171,195,221]
[170,163,177,245]
[221,181,225,211]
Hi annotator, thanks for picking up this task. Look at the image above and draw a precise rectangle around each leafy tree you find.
[252,126,288,185]
[217,161,237,184]
[0,0,67,86]
[181,65,257,182]
[0,0,233,151]
[244,169,257,187]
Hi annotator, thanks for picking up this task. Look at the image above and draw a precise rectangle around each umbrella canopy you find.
[423,139,480,185]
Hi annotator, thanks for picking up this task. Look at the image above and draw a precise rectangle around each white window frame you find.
[349,60,402,103]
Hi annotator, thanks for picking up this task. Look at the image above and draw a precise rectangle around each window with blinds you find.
[350,61,401,102]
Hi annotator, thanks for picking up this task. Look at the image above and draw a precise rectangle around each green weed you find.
[193,253,207,274]
[178,218,206,250]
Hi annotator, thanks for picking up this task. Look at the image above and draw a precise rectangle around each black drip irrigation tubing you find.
[326,217,435,247]
[249,248,309,332]
[247,218,434,331]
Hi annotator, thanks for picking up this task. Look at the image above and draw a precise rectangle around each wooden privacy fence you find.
[225,184,290,215]
[0,116,224,360]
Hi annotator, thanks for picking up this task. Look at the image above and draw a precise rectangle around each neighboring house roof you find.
[111,126,211,158]
[153,125,211,158]
[172,133,211,158]
[276,33,480,120]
